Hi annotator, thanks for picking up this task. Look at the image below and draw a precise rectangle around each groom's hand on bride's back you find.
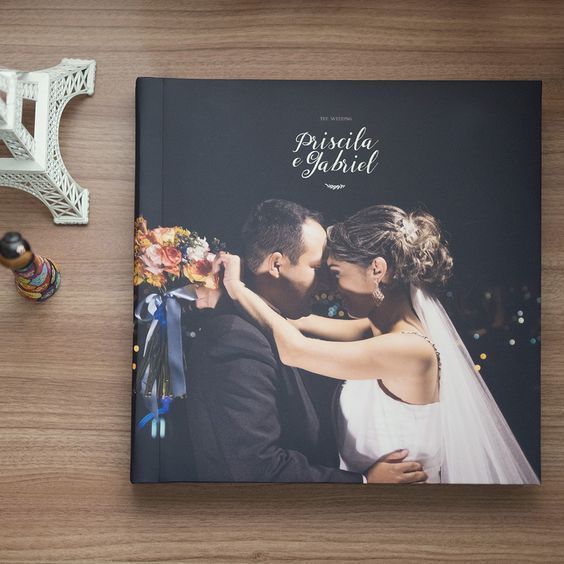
[365,449,428,484]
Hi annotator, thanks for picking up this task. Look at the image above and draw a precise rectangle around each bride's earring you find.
[372,282,384,307]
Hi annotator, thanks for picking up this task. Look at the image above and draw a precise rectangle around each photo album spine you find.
[131,77,165,483]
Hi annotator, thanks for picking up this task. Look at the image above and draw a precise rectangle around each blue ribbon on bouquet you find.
[134,284,198,427]
[137,396,172,430]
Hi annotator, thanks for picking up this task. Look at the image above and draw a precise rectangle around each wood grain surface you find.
[1,1,563,561]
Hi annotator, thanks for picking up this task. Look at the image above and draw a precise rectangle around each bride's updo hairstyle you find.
[327,205,453,291]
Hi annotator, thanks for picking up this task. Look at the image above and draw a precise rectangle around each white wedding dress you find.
[337,331,443,483]
[336,284,540,485]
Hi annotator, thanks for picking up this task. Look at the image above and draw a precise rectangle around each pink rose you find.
[140,244,165,275]
[161,246,182,275]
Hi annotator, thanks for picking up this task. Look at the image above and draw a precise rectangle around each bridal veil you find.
[410,284,540,484]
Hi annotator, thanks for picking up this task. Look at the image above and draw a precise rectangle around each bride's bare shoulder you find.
[365,331,438,367]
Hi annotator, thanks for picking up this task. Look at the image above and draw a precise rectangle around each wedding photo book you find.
[131,78,541,485]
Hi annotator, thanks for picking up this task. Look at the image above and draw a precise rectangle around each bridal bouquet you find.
[133,216,224,429]
[134,215,222,290]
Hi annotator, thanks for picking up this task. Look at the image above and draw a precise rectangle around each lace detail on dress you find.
[400,330,442,373]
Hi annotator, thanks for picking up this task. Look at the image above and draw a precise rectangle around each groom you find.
[185,199,426,483]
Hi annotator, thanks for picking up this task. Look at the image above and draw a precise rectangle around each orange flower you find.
[134,217,152,251]
[150,227,176,246]
[134,259,146,278]
[183,259,218,289]
[146,271,165,288]
[135,216,148,234]
[135,233,152,253]
[161,246,182,274]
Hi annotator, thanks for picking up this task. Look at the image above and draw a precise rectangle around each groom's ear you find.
[265,251,284,278]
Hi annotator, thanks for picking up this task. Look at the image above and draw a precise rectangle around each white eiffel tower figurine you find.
[0,58,96,224]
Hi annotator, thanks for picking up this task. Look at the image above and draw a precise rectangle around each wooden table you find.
[1,1,563,561]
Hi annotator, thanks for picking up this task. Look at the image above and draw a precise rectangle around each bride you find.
[214,204,539,485]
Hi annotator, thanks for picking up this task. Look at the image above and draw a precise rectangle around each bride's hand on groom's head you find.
[213,251,242,280]
[365,449,428,484]
[214,251,245,297]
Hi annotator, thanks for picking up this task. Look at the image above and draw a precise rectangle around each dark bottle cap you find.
[0,232,31,259]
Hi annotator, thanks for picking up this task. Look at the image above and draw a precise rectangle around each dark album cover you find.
[131,79,541,484]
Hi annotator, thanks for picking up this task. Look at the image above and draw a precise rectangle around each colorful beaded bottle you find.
[0,232,61,302]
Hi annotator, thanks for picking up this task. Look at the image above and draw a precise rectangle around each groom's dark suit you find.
[185,294,363,482]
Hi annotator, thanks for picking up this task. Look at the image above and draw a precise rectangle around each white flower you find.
[186,237,209,261]
[400,219,418,243]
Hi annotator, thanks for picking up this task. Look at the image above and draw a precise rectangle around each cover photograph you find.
[131,79,541,484]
